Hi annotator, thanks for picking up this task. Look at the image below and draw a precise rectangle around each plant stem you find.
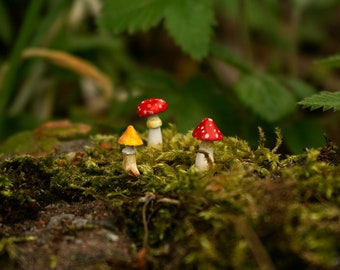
[0,0,45,139]
[289,7,302,78]
[7,0,70,118]
[31,0,70,46]
[238,0,254,66]
[142,193,155,248]
[235,217,276,270]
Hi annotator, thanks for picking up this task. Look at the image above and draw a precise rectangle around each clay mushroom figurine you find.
[118,125,143,176]
[137,98,168,149]
[192,118,223,172]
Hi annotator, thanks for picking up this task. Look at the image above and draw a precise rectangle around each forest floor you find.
[1,121,340,270]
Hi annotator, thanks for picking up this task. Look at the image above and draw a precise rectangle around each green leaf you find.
[0,2,12,45]
[210,43,252,73]
[283,119,325,154]
[130,69,179,93]
[283,77,317,100]
[164,0,215,60]
[98,0,215,59]
[292,0,312,9]
[298,91,340,111]
[234,74,296,122]
[98,0,170,33]
[179,76,232,132]
[315,54,340,68]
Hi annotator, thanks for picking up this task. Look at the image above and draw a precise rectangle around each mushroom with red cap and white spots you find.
[118,125,144,176]
[192,118,223,172]
[137,98,168,149]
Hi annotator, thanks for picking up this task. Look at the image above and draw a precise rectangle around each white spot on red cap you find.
[137,98,168,117]
[192,118,223,141]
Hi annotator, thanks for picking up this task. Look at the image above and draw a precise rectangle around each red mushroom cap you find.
[137,98,168,117]
[192,118,223,141]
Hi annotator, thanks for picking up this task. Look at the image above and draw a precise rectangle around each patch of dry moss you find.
[1,125,340,269]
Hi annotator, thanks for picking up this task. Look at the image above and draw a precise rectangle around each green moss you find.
[1,125,340,269]
[0,155,55,222]
[0,131,58,155]
[0,236,35,259]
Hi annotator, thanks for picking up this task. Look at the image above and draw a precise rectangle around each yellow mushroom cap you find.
[118,125,143,146]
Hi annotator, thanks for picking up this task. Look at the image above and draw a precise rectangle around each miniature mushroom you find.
[192,118,223,172]
[118,125,144,176]
[137,98,168,149]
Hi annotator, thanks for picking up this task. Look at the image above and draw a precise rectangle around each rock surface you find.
[1,200,136,270]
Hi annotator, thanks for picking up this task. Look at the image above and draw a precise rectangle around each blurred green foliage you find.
[0,0,340,153]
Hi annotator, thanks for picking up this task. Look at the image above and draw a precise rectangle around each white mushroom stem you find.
[122,146,140,176]
[146,115,163,149]
[195,141,214,172]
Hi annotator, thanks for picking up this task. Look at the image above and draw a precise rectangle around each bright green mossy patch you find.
[1,124,340,269]
[0,131,58,155]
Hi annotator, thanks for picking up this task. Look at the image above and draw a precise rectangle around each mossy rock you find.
[0,125,339,269]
